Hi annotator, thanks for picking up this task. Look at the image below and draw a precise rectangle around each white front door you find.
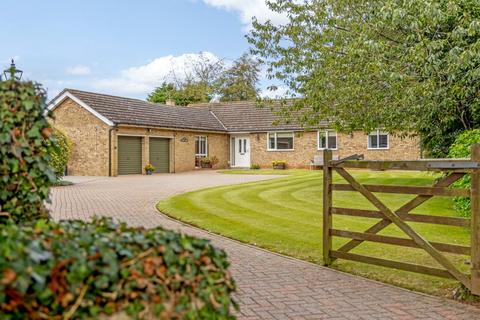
[232,136,251,167]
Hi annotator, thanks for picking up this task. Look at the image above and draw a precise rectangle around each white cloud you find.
[66,65,91,76]
[202,0,288,29]
[260,85,291,99]
[94,52,220,96]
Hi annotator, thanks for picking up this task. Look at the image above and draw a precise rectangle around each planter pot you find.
[201,163,212,169]
[146,170,153,175]
[273,164,286,170]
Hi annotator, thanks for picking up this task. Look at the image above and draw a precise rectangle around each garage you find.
[118,136,142,175]
[149,138,170,173]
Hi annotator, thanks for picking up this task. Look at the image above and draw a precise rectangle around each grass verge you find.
[157,169,471,297]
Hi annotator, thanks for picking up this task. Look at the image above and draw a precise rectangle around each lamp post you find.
[2,59,23,81]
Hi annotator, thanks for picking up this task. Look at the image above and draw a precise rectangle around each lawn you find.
[157,169,471,297]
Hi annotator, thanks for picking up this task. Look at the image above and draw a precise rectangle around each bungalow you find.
[48,89,420,176]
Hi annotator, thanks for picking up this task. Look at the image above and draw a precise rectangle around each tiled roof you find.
[198,101,307,132]
[56,89,227,132]
[52,89,320,132]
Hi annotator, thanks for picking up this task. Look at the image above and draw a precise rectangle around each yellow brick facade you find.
[111,126,229,175]
[51,98,230,176]
[52,98,420,175]
[250,131,420,169]
[50,99,110,176]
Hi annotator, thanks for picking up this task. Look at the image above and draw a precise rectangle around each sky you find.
[0,0,287,100]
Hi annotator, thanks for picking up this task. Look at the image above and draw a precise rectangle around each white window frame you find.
[317,130,338,150]
[367,130,389,150]
[195,136,208,156]
[267,132,295,151]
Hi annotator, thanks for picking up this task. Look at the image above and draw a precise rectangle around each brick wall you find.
[52,99,230,176]
[51,99,110,176]
[52,98,420,175]
[250,131,420,169]
[111,126,230,175]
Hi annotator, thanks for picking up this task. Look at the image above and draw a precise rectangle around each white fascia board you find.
[47,91,114,126]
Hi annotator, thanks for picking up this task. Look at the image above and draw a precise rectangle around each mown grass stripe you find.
[157,169,471,296]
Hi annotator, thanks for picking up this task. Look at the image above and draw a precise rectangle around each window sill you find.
[318,148,338,151]
[367,147,390,150]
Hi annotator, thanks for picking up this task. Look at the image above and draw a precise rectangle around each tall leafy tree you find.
[249,0,480,157]
[217,54,261,102]
[148,54,225,106]
[147,80,210,106]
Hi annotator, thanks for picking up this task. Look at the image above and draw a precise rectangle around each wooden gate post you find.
[471,144,480,295]
[323,149,333,266]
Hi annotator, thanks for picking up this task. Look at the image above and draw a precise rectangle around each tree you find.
[147,53,225,106]
[148,79,214,106]
[249,0,480,157]
[217,54,261,102]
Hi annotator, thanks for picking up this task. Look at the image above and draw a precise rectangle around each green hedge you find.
[0,81,55,222]
[48,128,72,180]
[448,129,480,218]
[0,218,237,319]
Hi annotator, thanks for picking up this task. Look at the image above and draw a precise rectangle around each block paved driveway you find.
[48,171,480,319]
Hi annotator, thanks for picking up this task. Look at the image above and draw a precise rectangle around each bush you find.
[201,156,219,168]
[272,160,287,169]
[144,163,155,172]
[447,129,480,218]
[0,218,237,319]
[1,79,237,320]
[250,164,260,170]
[0,81,55,222]
[48,128,72,180]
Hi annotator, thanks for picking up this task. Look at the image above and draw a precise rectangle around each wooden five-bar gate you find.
[322,145,480,295]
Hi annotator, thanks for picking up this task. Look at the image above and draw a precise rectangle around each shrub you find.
[48,128,72,180]
[210,156,219,167]
[447,129,480,218]
[0,80,55,222]
[201,156,219,168]
[144,163,155,172]
[0,218,237,319]
[272,160,287,169]
[250,164,260,170]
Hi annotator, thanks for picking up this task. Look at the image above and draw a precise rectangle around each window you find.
[318,130,337,150]
[267,132,294,150]
[195,136,208,156]
[368,130,389,149]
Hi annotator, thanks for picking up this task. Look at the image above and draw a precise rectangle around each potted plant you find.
[201,156,219,169]
[200,157,211,168]
[272,160,287,170]
[144,163,156,175]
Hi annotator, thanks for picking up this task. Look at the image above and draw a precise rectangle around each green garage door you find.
[118,136,142,175]
[149,138,170,173]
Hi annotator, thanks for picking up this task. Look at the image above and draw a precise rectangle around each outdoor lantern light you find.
[2,59,23,81]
